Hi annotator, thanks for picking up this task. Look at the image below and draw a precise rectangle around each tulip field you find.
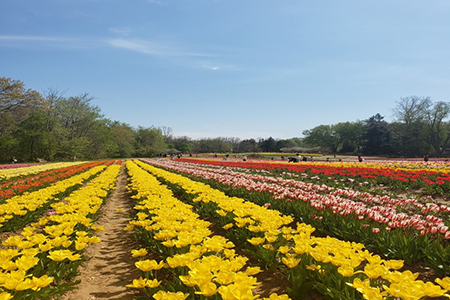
[1,158,450,299]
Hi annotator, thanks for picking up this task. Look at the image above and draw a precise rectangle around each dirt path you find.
[61,165,140,300]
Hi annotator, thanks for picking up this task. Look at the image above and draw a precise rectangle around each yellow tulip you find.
[47,250,70,262]
[75,241,88,251]
[30,275,54,290]
[145,278,161,288]
[1,260,17,271]
[214,270,236,285]
[245,266,262,275]
[223,249,236,258]
[14,278,35,291]
[247,237,266,246]
[436,277,450,290]
[131,248,148,257]
[262,244,275,251]
[88,236,101,244]
[216,209,228,216]
[218,283,259,300]
[152,291,189,300]
[0,249,20,260]
[135,259,164,272]
[126,277,148,288]
[422,281,447,297]
[15,256,39,271]
[364,264,388,279]
[62,240,72,248]
[38,242,52,252]
[179,275,197,287]
[1,270,26,290]
[162,239,176,247]
[383,259,404,270]
[223,223,234,230]
[195,281,218,296]
[263,294,291,300]
[68,253,81,261]
[0,292,13,300]
[337,264,361,278]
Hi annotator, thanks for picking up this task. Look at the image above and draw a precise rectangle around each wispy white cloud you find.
[145,0,165,5]
[196,60,242,71]
[107,38,215,57]
[0,35,94,49]
[0,35,66,42]
[0,34,239,71]
[108,27,132,36]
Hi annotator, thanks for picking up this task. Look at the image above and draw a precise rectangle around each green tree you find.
[362,113,392,155]
[334,121,365,154]
[392,96,429,156]
[192,138,232,153]
[15,111,56,161]
[168,136,193,154]
[422,101,450,156]
[0,77,46,162]
[259,137,277,152]
[108,121,136,158]
[52,93,104,159]
[0,77,45,133]
[235,139,258,153]
[135,126,167,157]
[302,125,342,155]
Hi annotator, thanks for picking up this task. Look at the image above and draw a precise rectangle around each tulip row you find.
[0,162,109,232]
[0,162,85,181]
[0,164,39,170]
[149,158,450,275]
[0,161,121,299]
[137,159,450,300]
[124,160,291,300]
[149,159,450,237]
[175,158,450,196]
[0,161,107,200]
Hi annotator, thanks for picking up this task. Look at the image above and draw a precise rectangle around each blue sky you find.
[1,1,449,140]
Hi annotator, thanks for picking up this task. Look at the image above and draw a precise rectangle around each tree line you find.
[302,96,450,158]
[1,77,449,163]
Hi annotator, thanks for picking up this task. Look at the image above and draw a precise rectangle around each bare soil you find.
[60,166,140,300]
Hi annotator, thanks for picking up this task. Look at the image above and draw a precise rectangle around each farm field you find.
[0,158,450,300]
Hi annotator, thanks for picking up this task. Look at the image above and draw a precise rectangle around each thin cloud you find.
[0,35,66,42]
[0,35,94,50]
[107,38,215,57]
[0,34,237,71]
[146,0,165,4]
[108,27,132,36]
[197,61,242,72]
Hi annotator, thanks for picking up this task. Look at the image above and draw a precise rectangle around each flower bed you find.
[0,161,120,299]
[138,159,450,299]
[125,160,290,300]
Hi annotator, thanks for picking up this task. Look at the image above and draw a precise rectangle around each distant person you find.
[11,156,17,164]
[424,155,429,162]
[358,155,363,162]
[243,155,247,162]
